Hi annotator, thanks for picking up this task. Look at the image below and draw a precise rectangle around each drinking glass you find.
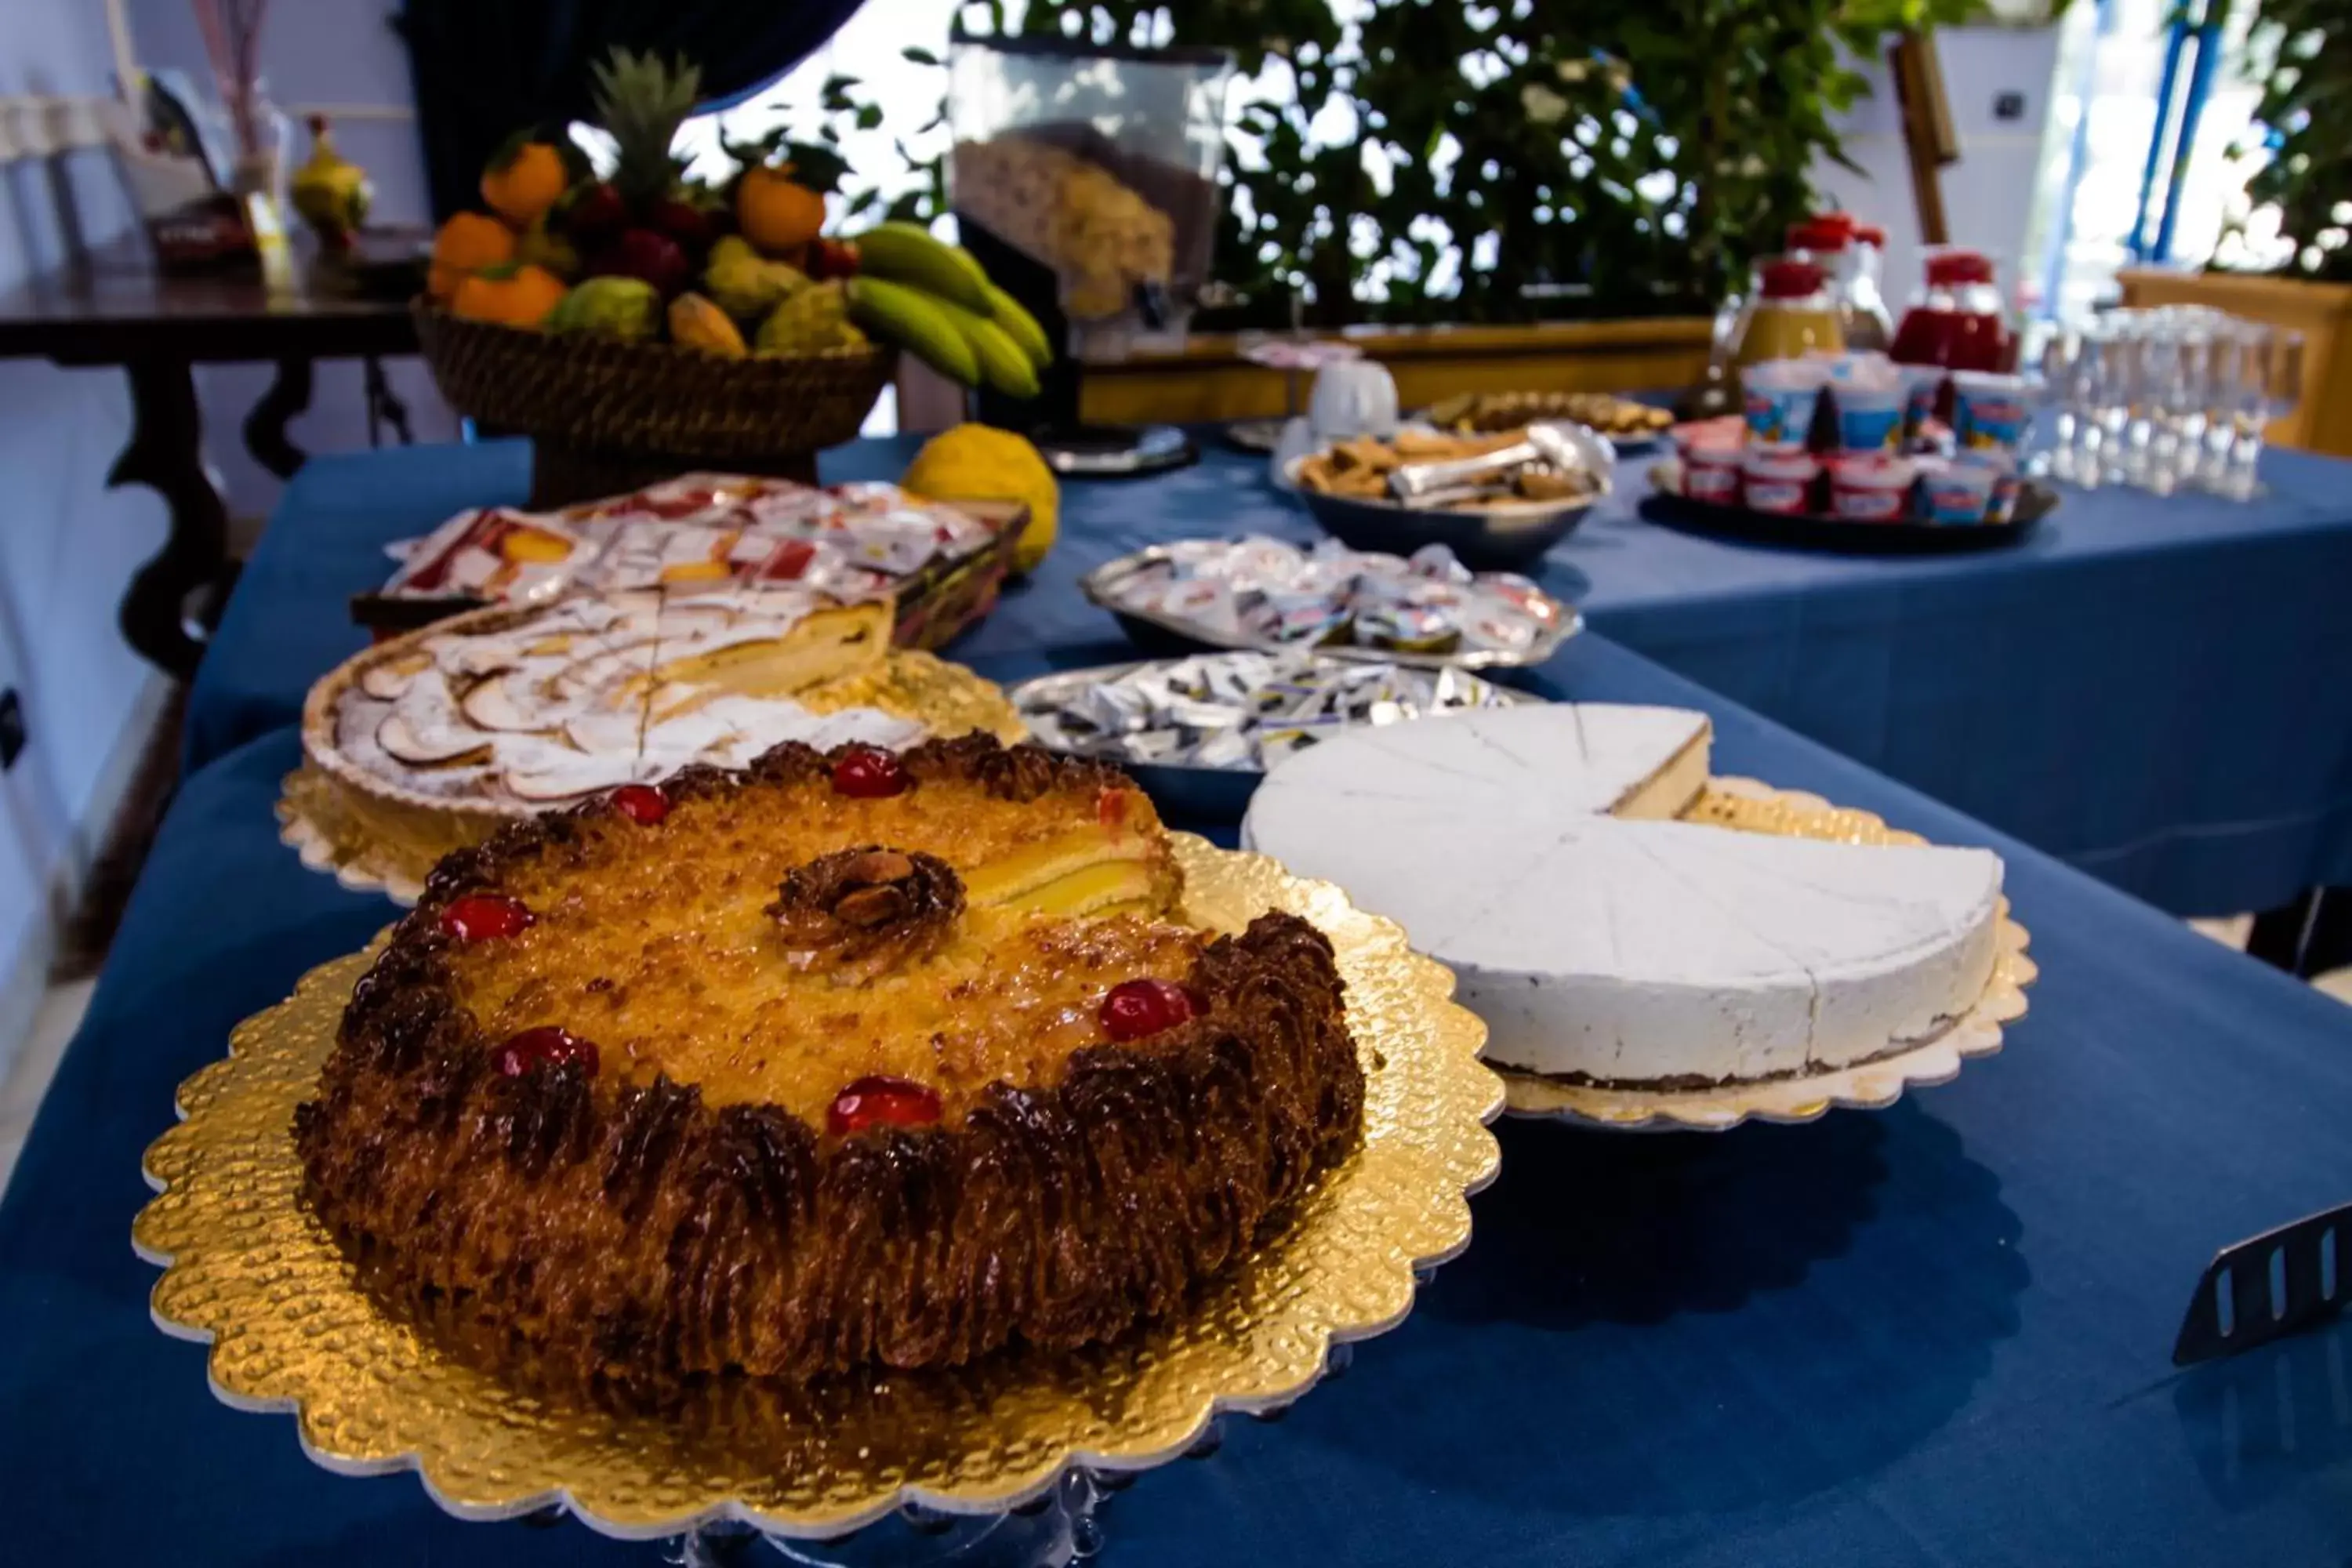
[2195,328,2249,490]
[2262,326,2306,430]
[2222,326,2305,499]
[2132,325,2186,494]
[2076,315,2140,488]
[2024,319,2082,482]
[2161,323,2219,493]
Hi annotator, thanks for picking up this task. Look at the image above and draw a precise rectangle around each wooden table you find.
[0,242,420,677]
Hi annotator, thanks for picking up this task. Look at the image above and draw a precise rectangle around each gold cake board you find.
[132,836,1503,1541]
[1496,776,2036,1131]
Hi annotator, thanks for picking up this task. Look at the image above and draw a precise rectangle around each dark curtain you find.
[395,0,871,222]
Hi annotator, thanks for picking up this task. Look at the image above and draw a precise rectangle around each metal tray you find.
[1598,430,1668,458]
[1640,468,2053,554]
[1008,657,1548,821]
[1079,547,1581,672]
[1279,419,1616,572]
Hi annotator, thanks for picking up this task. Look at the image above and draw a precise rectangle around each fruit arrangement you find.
[423,47,1050,399]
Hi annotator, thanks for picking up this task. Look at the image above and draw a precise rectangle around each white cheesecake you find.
[1242,704,2003,1087]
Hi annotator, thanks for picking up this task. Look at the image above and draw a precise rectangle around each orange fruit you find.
[430,212,517,300]
[452,263,569,328]
[481,142,569,229]
[737,165,826,254]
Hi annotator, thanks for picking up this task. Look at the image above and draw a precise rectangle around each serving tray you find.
[133,837,1502,1541]
[1080,546,1580,670]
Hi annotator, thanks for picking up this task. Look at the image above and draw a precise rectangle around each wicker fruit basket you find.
[412,302,895,506]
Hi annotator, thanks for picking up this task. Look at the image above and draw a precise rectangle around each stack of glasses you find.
[2032,307,2304,499]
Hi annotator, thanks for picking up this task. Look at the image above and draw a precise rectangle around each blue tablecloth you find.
[19,631,2352,1564]
[186,436,2352,916]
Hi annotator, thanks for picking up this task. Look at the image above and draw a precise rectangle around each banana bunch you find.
[844,223,1051,398]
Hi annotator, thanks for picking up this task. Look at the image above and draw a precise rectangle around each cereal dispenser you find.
[947,28,1235,475]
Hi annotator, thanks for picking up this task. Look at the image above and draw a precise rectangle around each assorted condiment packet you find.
[1098,535,1563,657]
[380,474,1004,608]
[382,508,591,605]
[1017,648,1516,771]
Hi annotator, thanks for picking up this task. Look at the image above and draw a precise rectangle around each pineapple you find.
[590,48,702,214]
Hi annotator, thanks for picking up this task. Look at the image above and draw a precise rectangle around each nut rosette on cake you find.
[296,735,1366,1396]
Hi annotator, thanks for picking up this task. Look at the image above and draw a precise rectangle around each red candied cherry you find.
[831,746,909,799]
[495,1025,600,1078]
[827,1075,943,1135]
[438,893,534,942]
[1099,978,1198,1041]
[1098,787,1133,831]
[610,782,670,825]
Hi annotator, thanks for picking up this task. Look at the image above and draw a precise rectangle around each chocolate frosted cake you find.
[296,735,1364,1394]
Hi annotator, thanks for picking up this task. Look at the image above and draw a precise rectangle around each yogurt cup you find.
[1832,381,1905,453]
[1742,359,1831,452]
[1828,454,1916,521]
[1681,443,1743,503]
[1920,459,1996,524]
[1742,450,1820,514]
[1896,363,1947,437]
[1956,448,2022,523]
[1812,350,1897,384]
[1675,425,1744,503]
[1951,370,2031,452]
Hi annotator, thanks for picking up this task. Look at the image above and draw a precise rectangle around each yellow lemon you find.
[901,424,1059,576]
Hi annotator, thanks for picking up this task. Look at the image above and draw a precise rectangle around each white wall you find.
[124,0,454,521]
[0,3,171,1058]
[1812,25,2067,318]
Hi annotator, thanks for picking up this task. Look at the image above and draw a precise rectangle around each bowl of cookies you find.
[1283,422,1612,569]
[1423,390,1675,450]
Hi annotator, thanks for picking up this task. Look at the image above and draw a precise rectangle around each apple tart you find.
[296,586,1023,880]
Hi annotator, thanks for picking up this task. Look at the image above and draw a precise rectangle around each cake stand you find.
[133,837,1501,1557]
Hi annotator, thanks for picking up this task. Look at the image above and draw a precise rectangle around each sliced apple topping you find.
[358,652,432,701]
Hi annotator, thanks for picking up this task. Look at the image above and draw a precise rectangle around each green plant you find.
[2232,0,2352,280]
[953,0,1975,326]
[590,49,703,209]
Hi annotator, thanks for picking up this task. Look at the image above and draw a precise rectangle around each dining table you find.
[0,240,418,676]
[7,545,2352,1560]
[183,434,2352,932]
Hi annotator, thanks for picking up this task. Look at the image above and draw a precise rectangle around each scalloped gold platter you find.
[133,834,1502,1541]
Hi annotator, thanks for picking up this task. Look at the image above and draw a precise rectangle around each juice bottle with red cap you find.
[1891,249,2013,382]
[1788,216,1891,353]
[1850,223,1893,349]
[1731,256,1846,367]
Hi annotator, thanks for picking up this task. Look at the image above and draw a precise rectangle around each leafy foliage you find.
[950,0,1974,326]
[810,1,1973,324]
[590,48,703,206]
[2234,0,2352,281]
